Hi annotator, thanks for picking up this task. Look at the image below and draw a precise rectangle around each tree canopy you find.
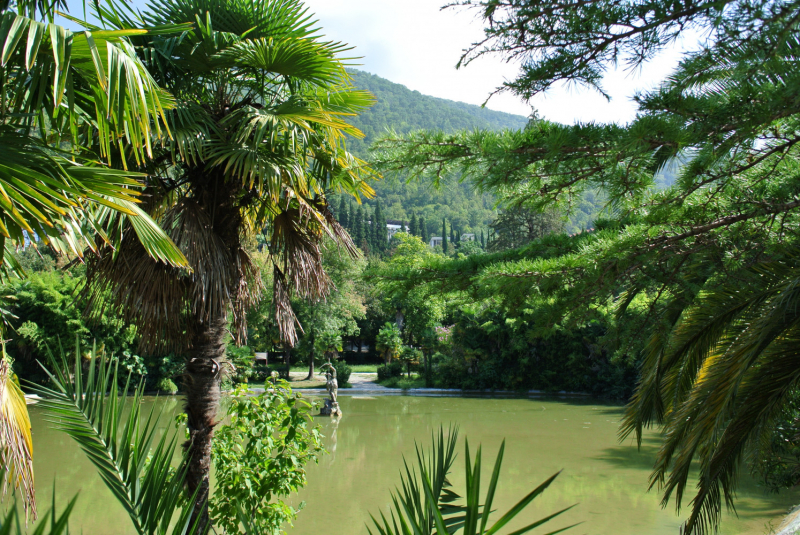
[372,0,800,533]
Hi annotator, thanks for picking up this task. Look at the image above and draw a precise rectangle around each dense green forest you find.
[340,70,520,237]
[338,70,602,237]
[344,70,529,155]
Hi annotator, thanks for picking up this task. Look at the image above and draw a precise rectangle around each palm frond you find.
[0,358,34,521]
[28,340,200,535]
[623,252,800,535]
[369,425,578,535]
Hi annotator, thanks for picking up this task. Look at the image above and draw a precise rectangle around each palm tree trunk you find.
[183,316,226,533]
[305,325,316,380]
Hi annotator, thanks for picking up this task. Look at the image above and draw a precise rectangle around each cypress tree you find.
[365,207,374,251]
[354,206,364,249]
[375,200,387,251]
[409,213,418,236]
[371,211,379,251]
[338,197,348,228]
[420,217,429,244]
[442,218,448,253]
[480,229,485,248]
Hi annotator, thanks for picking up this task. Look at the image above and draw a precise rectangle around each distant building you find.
[460,233,475,242]
[429,236,450,248]
[386,219,409,240]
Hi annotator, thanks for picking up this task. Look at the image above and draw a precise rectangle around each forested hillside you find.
[344,70,529,155]
[341,70,601,237]
[341,70,532,238]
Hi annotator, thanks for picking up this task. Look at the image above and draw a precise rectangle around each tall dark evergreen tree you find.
[375,200,388,251]
[338,197,349,229]
[420,217,429,244]
[371,210,379,251]
[354,206,365,250]
[480,229,485,248]
[366,207,375,251]
[409,213,419,236]
[442,218,448,253]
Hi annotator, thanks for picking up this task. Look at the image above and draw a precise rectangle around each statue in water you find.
[319,363,342,417]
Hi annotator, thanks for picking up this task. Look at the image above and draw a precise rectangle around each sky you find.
[62,0,696,125]
[301,0,695,124]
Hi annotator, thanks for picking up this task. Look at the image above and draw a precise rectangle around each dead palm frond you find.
[0,357,34,521]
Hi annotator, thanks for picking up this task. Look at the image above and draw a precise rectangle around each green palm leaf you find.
[369,426,578,535]
[28,341,199,535]
[622,252,800,535]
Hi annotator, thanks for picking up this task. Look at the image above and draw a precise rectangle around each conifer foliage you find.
[373,0,800,533]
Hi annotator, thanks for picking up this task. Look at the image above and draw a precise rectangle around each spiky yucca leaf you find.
[29,341,199,535]
[0,487,76,535]
[369,426,578,535]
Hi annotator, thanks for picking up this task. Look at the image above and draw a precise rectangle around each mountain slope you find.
[345,70,529,155]
[340,70,531,239]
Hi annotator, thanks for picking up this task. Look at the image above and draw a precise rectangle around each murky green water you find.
[24,394,800,534]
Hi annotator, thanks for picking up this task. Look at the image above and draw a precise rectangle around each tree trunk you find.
[305,345,315,381]
[425,351,432,387]
[305,324,316,380]
[285,347,292,379]
[183,316,226,533]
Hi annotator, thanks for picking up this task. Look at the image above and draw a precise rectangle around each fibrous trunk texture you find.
[184,315,226,532]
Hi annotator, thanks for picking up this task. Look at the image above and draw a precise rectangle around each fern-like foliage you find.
[621,251,800,535]
[368,426,579,535]
[29,341,199,535]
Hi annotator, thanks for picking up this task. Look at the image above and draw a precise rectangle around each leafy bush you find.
[429,307,638,399]
[753,393,800,492]
[377,361,403,381]
[210,383,324,534]
[154,378,178,395]
[7,272,139,384]
[226,345,256,384]
[331,359,352,386]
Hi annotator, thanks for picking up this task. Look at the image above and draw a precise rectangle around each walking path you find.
[285,372,584,397]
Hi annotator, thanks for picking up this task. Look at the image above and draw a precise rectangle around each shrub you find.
[210,383,324,534]
[155,378,178,395]
[382,376,399,388]
[331,359,352,386]
[377,361,403,381]
[226,345,256,384]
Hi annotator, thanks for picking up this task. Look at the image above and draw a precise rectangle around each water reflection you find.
[22,394,798,535]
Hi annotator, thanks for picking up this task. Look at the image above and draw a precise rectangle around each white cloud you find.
[61,0,696,125]
[304,0,695,125]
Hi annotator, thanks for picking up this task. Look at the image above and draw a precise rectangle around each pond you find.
[25,393,800,534]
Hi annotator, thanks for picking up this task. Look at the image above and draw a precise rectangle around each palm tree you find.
[0,0,190,518]
[79,0,375,528]
[621,251,800,535]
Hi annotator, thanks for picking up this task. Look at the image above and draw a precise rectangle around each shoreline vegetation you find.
[2,0,800,532]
